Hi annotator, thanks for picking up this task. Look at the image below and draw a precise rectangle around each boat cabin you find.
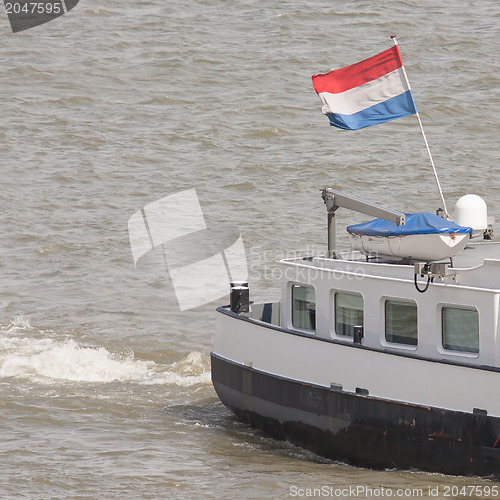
[280,243,500,368]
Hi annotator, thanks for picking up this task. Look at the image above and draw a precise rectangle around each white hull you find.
[214,309,500,417]
[349,232,470,261]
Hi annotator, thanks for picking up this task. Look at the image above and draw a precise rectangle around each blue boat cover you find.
[347,212,473,237]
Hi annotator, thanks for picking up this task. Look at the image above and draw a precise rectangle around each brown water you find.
[0,1,499,498]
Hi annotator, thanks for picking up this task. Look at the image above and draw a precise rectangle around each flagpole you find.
[391,36,450,219]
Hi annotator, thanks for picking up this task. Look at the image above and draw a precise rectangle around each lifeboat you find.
[347,212,473,261]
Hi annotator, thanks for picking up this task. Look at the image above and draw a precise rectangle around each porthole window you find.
[292,285,316,331]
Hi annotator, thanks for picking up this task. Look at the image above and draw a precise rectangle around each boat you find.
[347,212,472,262]
[211,188,500,477]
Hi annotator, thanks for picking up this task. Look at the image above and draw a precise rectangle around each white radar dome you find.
[454,194,487,237]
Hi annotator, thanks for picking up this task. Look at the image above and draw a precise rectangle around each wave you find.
[0,316,210,386]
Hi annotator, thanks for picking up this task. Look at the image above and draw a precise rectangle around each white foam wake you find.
[0,316,211,386]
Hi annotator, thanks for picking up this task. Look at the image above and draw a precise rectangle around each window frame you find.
[290,283,316,333]
[383,298,418,348]
[333,291,364,339]
[440,305,479,355]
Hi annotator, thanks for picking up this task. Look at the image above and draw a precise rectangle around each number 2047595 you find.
[442,485,499,497]
[5,2,63,14]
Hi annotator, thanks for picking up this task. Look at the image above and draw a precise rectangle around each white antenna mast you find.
[391,35,449,219]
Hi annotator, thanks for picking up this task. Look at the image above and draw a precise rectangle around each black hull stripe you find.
[211,353,500,478]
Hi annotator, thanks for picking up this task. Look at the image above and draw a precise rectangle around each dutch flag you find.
[312,45,417,130]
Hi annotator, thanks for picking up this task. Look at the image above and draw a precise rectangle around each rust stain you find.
[429,431,449,440]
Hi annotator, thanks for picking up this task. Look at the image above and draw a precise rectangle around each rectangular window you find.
[442,307,479,353]
[335,293,363,337]
[385,300,417,346]
[292,285,316,331]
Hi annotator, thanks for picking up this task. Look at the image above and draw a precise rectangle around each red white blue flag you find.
[312,46,417,130]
